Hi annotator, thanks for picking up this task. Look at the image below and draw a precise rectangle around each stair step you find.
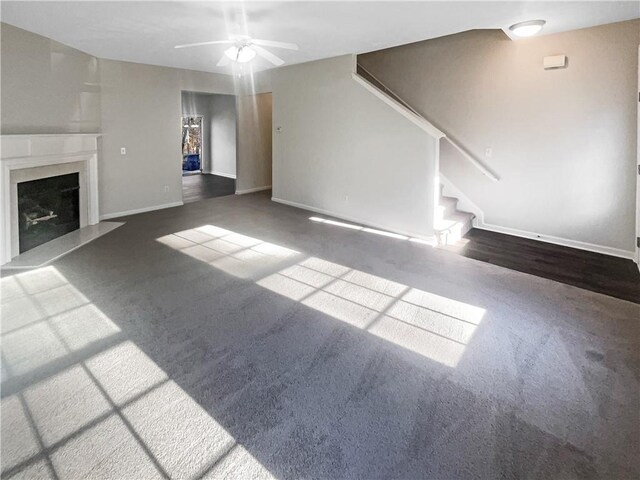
[439,196,458,208]
[437,196,458,218]
[435,211,474,230]
[436,187,475,245]
[434,211,475,246]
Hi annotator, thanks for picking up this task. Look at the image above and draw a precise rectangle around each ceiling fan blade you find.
[216,54,231,67]
[174,40,231,49]
[252,45,285,66]
[251,38,299,50]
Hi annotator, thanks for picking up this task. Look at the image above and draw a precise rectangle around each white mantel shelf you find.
[1,134,102,265]
[1,133,101,160]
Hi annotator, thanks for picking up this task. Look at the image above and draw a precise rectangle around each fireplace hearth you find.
[18,173,80,253]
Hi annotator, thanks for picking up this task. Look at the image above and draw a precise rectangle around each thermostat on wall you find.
[543,55,567,69]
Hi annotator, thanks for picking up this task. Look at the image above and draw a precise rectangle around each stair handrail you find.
[356,63,499,182]
[352,67,444,138]
[357,64,422,117]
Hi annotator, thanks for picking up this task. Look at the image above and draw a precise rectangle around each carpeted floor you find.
[1,191,639,479]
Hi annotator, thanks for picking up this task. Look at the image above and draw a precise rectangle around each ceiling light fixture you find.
[175,36,297,67]
[509,20,546,37]
[224,45,256,63]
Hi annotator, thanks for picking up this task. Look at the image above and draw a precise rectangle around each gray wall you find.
[99,59,184,215]
[210,94,237,178]
[359,20,639,253]
[1,23,101,134]
[1,23,273,218]
[0,24,239,217]
[99,60,237,216]
[100,59,270,216]
[272,55,437,238]
[236,93,273,192]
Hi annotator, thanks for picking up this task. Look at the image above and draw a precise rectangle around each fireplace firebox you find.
[17,173,80,253]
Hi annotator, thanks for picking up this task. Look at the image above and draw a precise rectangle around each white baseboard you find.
[271,197,435,242]
[475,220,635,260]
[100,201,183,220]
[440,174,634,261]
[236,185,272,195]
[272,196,634,260]
[210,171,236,179]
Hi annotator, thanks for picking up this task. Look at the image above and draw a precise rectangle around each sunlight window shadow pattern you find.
[1,266,270,479]
[159,225,485,368]
[157,225,301,279]
[1,267,120,379]
[259,256,485,366]
[309,216,437,245]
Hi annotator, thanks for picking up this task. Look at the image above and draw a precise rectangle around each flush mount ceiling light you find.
[509,20,546,37]
[224,45,256,63]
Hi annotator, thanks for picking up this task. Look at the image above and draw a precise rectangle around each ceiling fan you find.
[174,35,298,67]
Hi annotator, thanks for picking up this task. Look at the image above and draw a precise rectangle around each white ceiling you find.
[2,1,638,74]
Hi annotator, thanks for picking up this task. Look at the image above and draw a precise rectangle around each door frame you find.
[636,46,639,268]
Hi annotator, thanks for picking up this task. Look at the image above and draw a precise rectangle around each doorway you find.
[181,92,237,204]
[182,115,203,175]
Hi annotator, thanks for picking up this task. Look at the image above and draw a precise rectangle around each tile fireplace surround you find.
[0,134,100,265]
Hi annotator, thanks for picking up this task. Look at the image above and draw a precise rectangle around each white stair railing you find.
[355,63,500,182]
[352,66,444,139]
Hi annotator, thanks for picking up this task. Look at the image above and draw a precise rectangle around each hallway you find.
[182,174,235,204]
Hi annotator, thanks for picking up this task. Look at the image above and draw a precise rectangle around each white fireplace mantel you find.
[0,134,101,265]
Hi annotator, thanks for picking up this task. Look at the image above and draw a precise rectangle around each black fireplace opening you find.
[18,173,80,254]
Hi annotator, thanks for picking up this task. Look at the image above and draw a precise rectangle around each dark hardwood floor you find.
[182,173,235,204]
[442,228,640,304]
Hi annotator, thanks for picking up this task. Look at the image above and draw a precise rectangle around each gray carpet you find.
[1,191,639,479]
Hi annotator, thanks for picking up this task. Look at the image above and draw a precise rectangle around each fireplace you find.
[18,173,81,254]
[1,134,101,265]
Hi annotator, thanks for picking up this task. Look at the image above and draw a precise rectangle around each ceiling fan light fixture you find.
[509,19,546,37]
[224,45,256,63]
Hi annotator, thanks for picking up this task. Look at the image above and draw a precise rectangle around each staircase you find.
[353,60,486,246]
[436,187,475,245]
